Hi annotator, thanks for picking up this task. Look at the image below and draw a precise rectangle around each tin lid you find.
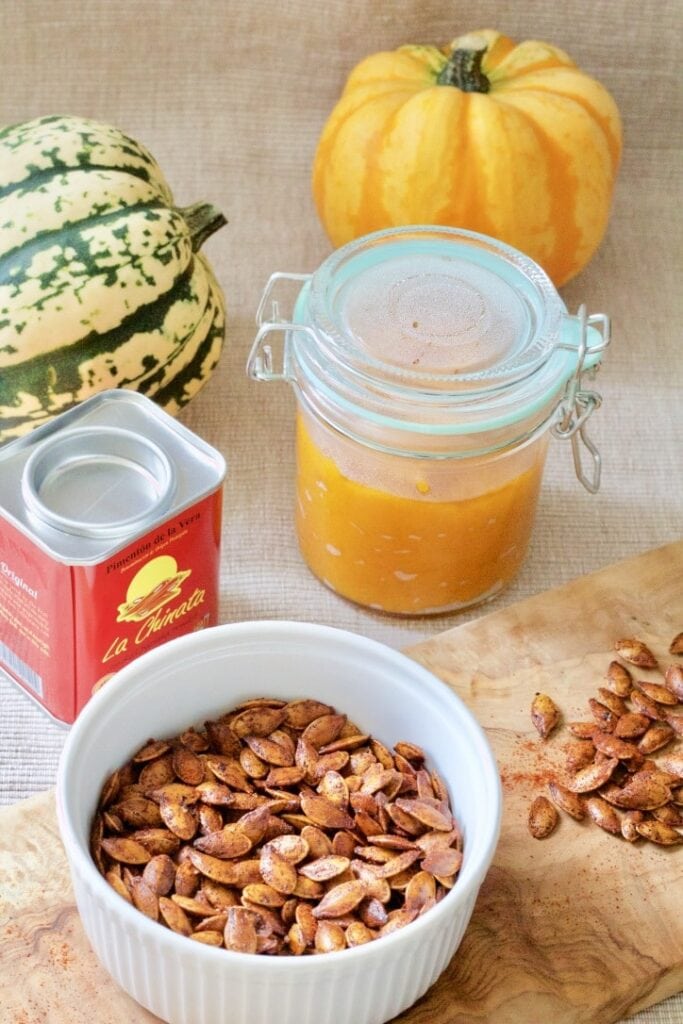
[0,390,226,564]
[22,427,175,539]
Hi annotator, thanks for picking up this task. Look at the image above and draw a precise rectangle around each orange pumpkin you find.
[312,30,622,286]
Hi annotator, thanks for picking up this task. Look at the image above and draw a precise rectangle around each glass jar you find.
[248,227,610,616]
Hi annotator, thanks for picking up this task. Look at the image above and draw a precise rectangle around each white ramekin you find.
[57,621,502,1024]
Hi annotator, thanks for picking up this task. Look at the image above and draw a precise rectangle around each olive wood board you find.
[1,540,682,1024]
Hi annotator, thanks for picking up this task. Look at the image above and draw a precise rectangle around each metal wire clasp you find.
[551,305,611,493]
[247,272,313,382]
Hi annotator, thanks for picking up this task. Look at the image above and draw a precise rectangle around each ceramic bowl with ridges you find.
[57,621,501,1024]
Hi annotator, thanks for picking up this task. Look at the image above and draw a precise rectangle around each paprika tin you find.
[0,390,226,724]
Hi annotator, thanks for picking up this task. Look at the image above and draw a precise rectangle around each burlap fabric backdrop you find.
[0,2,681,1020]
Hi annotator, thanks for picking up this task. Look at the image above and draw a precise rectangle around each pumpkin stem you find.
[437,42,490,93]
[180,201,227,252]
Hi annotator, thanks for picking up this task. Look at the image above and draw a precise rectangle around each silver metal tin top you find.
[0,390,226,564]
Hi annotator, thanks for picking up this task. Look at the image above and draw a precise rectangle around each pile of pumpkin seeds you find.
[91,698,463,954]
[528,632,683,843]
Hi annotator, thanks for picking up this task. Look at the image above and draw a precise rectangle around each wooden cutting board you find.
[1,541,682,1024]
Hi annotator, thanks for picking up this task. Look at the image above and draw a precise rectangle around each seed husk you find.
[294,902,318,944]
[614,713,651,739]
[178,728,210,753]
[114,796,163,828]
[345,921,374,946]
[665,713,683,737]
[192,930,224,946]
[301,714,347,748]
[669,632,683,656]
[614,638,658,669]
[592,731,642,761]
[224,907,259,953]
[394,798,452,832]
[664,664,683,700]
[247,735,296,769]
[629,690,664,721]
[172,746,205,786]
[314,920,346,952]
[635,820,683,845]
[286,922,307,955]
[319,734,371,754]
[374,849,422,878]
[317,770,349,808]
[312,880,367,919]
[379,907,418,936]
[284,700,336,729]
[230,706,287,739]
[264,834,310,864]
[99,770,121,809]
[394,741,426,763]
[171,893,216,916]
[128,877,159,920]
[188,848,242,885]
[133,739,172,763]
[205,757,253,792]
[588,699,619,732]
[528,796,559,839]
[420,846,463,876]
[585,796,621,835]
[567,721,598,739]
[596,688,628,716]
[606,661,633,697]
[198,804,224,835]
[637,722,675,754]
[106,869,133,903]
[101,836,151,865]
[160,796,198,841]
[194,828,253,860]
[174,861,200,897]
[531,692,561,739]
[636,681,679,706]
[620,810,644,842]
[656,753,683,779]
[300,791,355,830]
[142,854,176,895]
[299,855,351,881]
[259,846,298,895]
[359,896,389,928]
[564,739,596,773]
[565,758,619,793]
[241,883,287,908]
[547,780,585,821]
[610,774,671,810]
[652,803,683,826]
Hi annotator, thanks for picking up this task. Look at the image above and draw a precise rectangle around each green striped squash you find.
[0,114,227,443]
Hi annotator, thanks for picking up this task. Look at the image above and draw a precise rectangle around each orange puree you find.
[295,416,544,615]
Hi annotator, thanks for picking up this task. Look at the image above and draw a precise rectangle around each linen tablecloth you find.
[0,2,681,1021]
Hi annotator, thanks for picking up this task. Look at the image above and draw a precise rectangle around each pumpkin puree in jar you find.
[295,414,544,615]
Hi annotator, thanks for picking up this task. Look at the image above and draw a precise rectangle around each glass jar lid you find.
[249,226,610,477]
[307,226,564,391]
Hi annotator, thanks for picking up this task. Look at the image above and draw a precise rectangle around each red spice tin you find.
[0,390,226,724]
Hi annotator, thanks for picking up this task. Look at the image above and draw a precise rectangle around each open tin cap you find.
[22,426,176,538]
